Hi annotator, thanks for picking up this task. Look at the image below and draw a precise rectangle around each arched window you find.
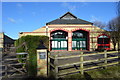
[51,31,68,39]
[72,30,88,50]
[97,35,110,50]
[51,30,68,50]
[98,35,109,44]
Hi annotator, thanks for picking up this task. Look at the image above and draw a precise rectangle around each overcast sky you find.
[2,2,117,39]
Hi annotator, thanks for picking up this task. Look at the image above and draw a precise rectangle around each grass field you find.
[64,64,120,79]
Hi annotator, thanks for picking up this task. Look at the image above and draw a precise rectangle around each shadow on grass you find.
[84,72,93,80]
[2,75,56,80]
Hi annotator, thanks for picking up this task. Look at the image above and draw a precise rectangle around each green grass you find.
[63,64,120,79]
[87,65,120,78]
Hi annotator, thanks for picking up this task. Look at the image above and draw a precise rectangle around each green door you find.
[72,38,86,50]
[51,39,68,50]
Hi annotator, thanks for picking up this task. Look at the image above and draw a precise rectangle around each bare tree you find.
[107,1,120,51]
[92,2,120,51]
[108,17,119,50]
[93,20,106,29]
[108,2,120,51]
[117,1,120,50]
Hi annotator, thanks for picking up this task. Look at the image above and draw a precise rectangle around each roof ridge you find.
[46,12,93,25]
[60,12,77,19]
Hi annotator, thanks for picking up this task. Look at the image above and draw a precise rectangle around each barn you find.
[19,12,113,51]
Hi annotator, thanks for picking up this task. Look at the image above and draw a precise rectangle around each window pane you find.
[98,38,103,44]
[52,41,55,48]
[54,41,57,48]
[72,32,84,38]
[64,41,67,48]
[51,31,67,39]
[58,42,60,48]
[80,41,82,47]
[104,38,109,44]
[61,41,64,48]
[99,35,108,38]
[72,41,76,47]
[82,41,86,47]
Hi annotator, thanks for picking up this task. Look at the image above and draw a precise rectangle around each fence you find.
[1,55,28,78]
[48,51,120,78]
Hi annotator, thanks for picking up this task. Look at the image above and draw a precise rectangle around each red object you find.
[97,34,110,50]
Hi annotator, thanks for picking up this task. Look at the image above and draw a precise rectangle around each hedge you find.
[15,35,49,76]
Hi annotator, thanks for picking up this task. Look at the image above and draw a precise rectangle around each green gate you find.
[51,39,68,50]
[72,38,86,50]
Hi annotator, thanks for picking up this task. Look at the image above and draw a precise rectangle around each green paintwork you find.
[72,38,87,50]
[51,38,68,50]
[72,38,86,41]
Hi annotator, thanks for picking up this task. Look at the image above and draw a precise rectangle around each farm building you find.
[19,12,114,51]
[0,32,15,52]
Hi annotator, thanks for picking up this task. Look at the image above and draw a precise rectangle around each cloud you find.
[61,2,77,12]
[8,17,16,23]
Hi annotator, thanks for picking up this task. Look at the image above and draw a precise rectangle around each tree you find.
[108,17,119,50]
[117,1,120,50]
[92,2,120,51]
[93,20,106,29]
[106,1,120,51]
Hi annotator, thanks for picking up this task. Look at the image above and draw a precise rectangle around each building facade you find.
[0,32,15,52]
[19,12,113,51]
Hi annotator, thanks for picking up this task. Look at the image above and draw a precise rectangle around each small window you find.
[98,35,110,44]
[39,52,46,59]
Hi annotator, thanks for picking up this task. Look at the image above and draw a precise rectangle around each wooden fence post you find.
[48,52,50,76]
[104,50,107,68]
[80,52,84,75]
[5,64,8,78]
[118,50,120,64]
[54,55,58,78]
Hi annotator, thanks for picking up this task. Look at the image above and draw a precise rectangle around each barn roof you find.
[46,12,93,25]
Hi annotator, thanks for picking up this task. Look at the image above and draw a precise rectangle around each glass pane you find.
[51,31,67,39]
[61,41,64,48]
[58,42,60,48]
[64,41,67,48]
[98,38,103,44]
[72,41,76,47]
[54,41,57,48]
[104,38,109,44]
[99,35,108,38]
[72,32,84,38]
[82,41,86,47]
[52,41,55,48]
[80,41,82,47]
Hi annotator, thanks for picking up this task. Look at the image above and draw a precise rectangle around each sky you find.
[2,2,118,39]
